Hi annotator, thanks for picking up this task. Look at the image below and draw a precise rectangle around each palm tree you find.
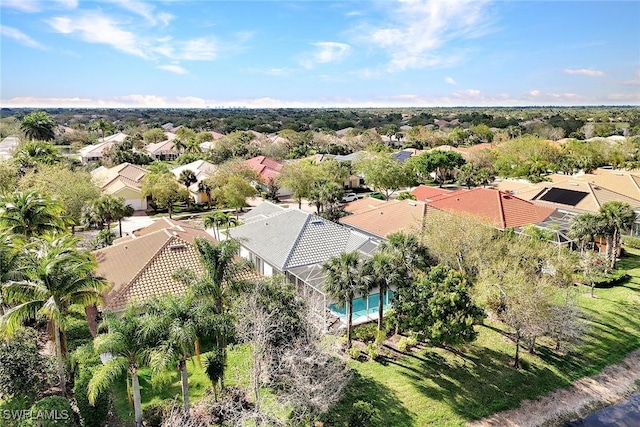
[0,229,24,315]
[369,252,403,331]
[141,294,219,412]
[198,181,212,208]
[323,252,373,349]
[380,231,430,275]
[0,191,68,238]
[598,201,637,268]
[14,141,62,168]
[180,170,197,208]
[569,212,602,253]
[203,210,229,240]
[0,234,108,395]
[173,138,187,154]
[186,138,202,154]
[91,118,112,141]
[20,111,56,141]
[88,307,152,427]
[92,195,134,237]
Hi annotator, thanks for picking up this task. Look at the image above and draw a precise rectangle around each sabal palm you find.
[88,307,151,427]
[323,252,373,349]
[598,201,636,268]
[380,231,430,275]
[1,234,108,395]
[203,210,229,240]
[569,212,602,253]
[0,191,67,237]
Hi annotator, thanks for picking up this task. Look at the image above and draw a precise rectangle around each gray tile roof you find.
[228,205,374,270]
[242,202,287,223]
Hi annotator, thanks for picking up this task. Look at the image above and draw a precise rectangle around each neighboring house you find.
[228,202,381,328]
[81,132,129,162]
[145,132,178,160]
[392,148,423,162]
[199,131,225,151]
[244,155,283,183]
[91,162,148,210]
[426,187,556,230]
[171,160,217,203]
[95,219,217,312]
[410,185,455,202]
[340,199,429,239]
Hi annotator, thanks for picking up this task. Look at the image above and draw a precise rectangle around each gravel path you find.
[467,349,640,427]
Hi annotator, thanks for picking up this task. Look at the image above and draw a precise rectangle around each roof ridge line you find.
[588,182,640,206]
[497,190,507,229]
[282,212,313,270]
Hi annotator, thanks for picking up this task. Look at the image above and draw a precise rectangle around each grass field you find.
[324,248,640,426]
[110,248,640,426]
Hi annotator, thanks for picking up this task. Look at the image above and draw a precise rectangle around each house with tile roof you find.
[340,199,429,239]
[411,185,455,202]
[228,202,382,328]
[91,162,149,210]
[145,132,178,160]
[95,218,215,311]
[171,160,217,203]
[244,155,283,183]
[427,188,556,230]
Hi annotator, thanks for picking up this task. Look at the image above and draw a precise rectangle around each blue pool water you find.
[329,291,394,319]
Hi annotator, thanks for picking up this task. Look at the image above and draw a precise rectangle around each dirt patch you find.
[467,349,640,427]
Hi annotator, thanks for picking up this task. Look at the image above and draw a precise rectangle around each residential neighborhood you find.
[1,106,640,427]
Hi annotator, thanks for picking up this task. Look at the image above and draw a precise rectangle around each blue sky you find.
[1,0,638,108]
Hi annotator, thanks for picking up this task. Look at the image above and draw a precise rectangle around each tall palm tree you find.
[198,181,212,208]
[598,201,637,268]
[569,212,602,253]
[20,111,56,141]
[323,252,373,349]
[380,231,430,275]
[0,229,24,315]
[0,234,108,395]
[369,252,403,331]
[88,307,152,427]
[91,195,134,237]
[173,138,187,154]
[0,191,68,238]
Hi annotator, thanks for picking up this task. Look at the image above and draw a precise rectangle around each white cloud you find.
[0,25,46,49]
[0,0,42,12]
[157,64,188,75]
[445,76,457,85]
[360,0,494,72]
[55,0,78,8]
[563,68,605,77]
[111,0,174,26]
[302,42,351,68]
[47,14,148,58]
[114,94,169,106]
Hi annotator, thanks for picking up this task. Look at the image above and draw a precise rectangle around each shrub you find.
[142,399,174,427]
[21,396,75,427]
[406,334,418,348]
[397,337,409,353]
[374,330,387,347]
[348,400,378,427]
[347,347,361,360]
[351,323,377,343]
[365,343,379,360]
[74,369,109,427]
[396,191,417,201]
[0,328,54,399]
[65,317,93,354]
[622,236,640,249]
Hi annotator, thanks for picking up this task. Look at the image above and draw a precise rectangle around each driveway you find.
[0,135,20,160]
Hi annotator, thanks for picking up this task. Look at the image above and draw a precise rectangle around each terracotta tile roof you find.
[342,197,386,214]
[145,139,176,154]
[95,219,224,311]
[340,200,428,238]
[427,188,555,229]
[244,156,283,182]
[411,185,455,202]
[91,163,148,193]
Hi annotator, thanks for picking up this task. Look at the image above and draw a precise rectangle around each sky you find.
[0,0,639,108]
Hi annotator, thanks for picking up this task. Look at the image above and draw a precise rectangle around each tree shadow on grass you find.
[323,370,415,427]
[400,344,572,421]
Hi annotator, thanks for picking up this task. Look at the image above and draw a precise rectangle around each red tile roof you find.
[427,188,555,229]
[244,156,283,182]
[411,185,455,202]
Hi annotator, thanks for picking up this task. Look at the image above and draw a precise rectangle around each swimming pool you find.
[328,290,394,319]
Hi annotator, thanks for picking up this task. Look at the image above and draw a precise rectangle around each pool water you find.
[329,291,394,319]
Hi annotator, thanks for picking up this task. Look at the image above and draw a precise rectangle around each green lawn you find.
[110,249,640,426]
[324,248,640,426]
